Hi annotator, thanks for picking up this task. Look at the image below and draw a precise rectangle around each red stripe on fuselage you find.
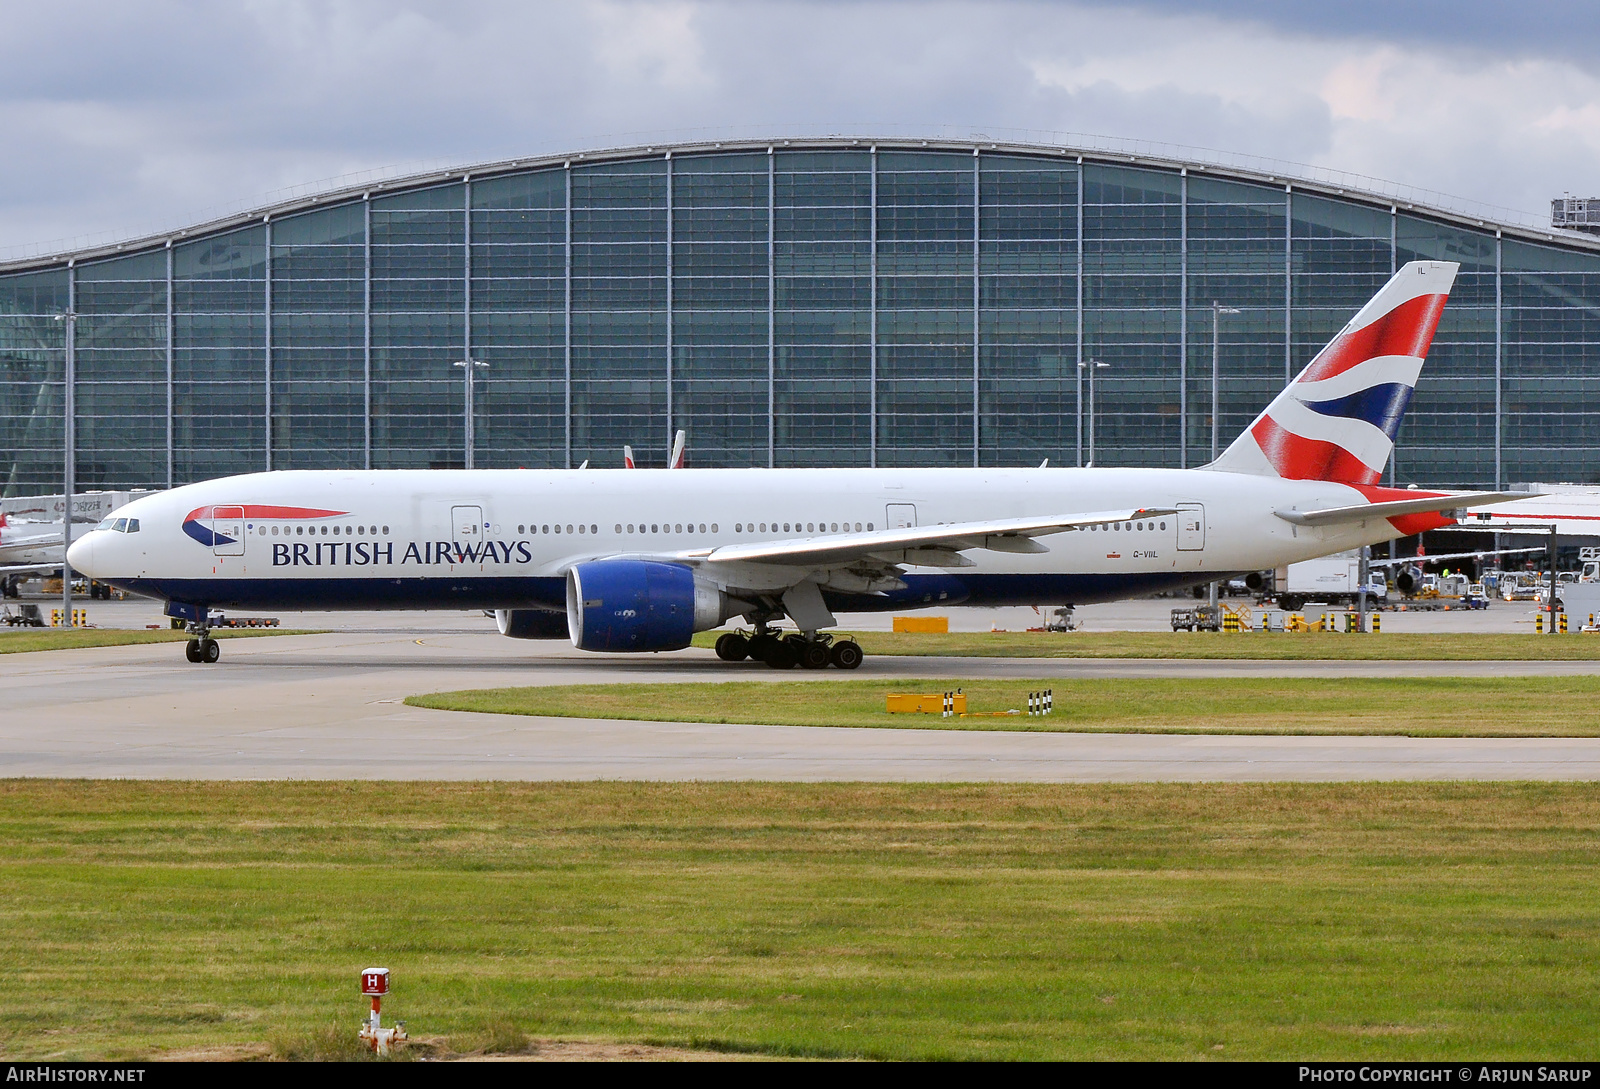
[1300,293,1449,383]
[184,504,347,523]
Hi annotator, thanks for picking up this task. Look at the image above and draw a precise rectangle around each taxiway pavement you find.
[4,628,1598,781]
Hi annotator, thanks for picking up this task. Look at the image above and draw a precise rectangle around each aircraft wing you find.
[1366,546,1545,569]
[683,507,1179,570]
[1275,491,1527,528]
[0,563,63,577]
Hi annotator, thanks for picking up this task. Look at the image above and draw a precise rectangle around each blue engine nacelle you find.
[494,608,570,639]
[566,559,728,652]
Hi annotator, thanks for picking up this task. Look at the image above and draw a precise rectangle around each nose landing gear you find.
[182,625,220,664]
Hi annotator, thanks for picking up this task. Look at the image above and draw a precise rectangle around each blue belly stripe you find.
[109,569,1239,614]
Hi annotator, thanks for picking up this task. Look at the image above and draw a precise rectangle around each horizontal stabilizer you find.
[1275,492,1527,528]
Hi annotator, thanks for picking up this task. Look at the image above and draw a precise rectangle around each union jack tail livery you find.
[1210,260,1458,484]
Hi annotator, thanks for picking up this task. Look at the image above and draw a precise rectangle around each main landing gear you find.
[183,626,220,664]
[714,625,863,670]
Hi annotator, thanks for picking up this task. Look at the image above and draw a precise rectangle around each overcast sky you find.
[3,0,1598,256]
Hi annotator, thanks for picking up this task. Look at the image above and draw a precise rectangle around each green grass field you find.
[691,630,1600,660]
[0,628,310,653]
[1,780,1597,1061]
[407,676,1600,736]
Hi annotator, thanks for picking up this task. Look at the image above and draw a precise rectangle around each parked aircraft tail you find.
[1209,260,1458,484]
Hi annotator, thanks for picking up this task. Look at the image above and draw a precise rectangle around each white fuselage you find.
[69,466,1412,616]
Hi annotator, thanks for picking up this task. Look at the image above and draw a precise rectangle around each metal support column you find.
[664,151,674,456]
[563,163,573,469]
[1179,168,1188,469]
[463,178,474,469]
[767,146,776,468]
[263,216,272,471]
[60,268,75,627]
[1495,231,1504,489]
[971,147,980,468]
[363,194,372,469]
[1284,184,1294,383]
[1388,205,1398,485]
[164,242,174,488]
[1075,156,1084,467]
[869,145,878,468]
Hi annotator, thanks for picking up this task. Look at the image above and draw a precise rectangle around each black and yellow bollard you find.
[1560,612,1569,634]
[1537,613,1545,634]
[1370,613,1380,634]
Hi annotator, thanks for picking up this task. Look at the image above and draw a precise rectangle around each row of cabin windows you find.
[255,524,389,536]
[509,521,876,536]
[231,517,1168,539]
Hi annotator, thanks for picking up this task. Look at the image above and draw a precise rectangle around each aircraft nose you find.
[66,534,95,576]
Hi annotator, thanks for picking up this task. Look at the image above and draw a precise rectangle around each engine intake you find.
[495,609,569,639]
[566,559,728,652]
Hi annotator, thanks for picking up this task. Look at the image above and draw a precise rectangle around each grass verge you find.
[0,780,1597,1061]
[406,676,1600,736]
[0,629,315,653]
[692,630,1600,660]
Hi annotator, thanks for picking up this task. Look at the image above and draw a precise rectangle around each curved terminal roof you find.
[4,137,1597,274]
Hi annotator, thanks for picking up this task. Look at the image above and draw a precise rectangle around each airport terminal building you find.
[2,138,1599,495]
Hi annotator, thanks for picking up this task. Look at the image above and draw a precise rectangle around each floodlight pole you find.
[455,358,487,469]
[1211,300,1241,462]
[58,311,76,627]
[1204,302,1239,610]
[1078,359,1108,464]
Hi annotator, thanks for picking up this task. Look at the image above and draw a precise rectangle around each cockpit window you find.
[111,518,128,532]
[125,519,139,533]
[95,517,115,531]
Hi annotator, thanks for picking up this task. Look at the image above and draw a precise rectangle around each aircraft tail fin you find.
[1208,260,1458,484]
[669,429,686,469]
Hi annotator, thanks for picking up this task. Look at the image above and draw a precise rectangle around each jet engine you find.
[1395,565,1423,594]
[566,559,730,652]
[494,608,570,639]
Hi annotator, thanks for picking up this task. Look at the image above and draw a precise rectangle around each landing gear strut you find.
[715,623,862,670]
[183,624,220,664]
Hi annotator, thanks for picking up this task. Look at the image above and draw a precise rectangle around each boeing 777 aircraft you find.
[69,260,1522,667]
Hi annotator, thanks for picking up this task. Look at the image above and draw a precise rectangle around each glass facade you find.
[4,141,1599,493]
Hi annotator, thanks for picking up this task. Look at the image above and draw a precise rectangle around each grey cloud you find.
[0,0,1589,254]
[1076,0,1600,72]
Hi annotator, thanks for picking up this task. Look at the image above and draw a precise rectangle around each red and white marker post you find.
[358,967,408,1055]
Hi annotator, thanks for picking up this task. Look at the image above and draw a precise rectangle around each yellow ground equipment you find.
[887,692,967,714]
[892,616,949,633]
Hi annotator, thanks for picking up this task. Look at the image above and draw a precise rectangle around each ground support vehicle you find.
[1171,605,1222,632]
[2,603,44,627]
[1275,552,1389,612]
